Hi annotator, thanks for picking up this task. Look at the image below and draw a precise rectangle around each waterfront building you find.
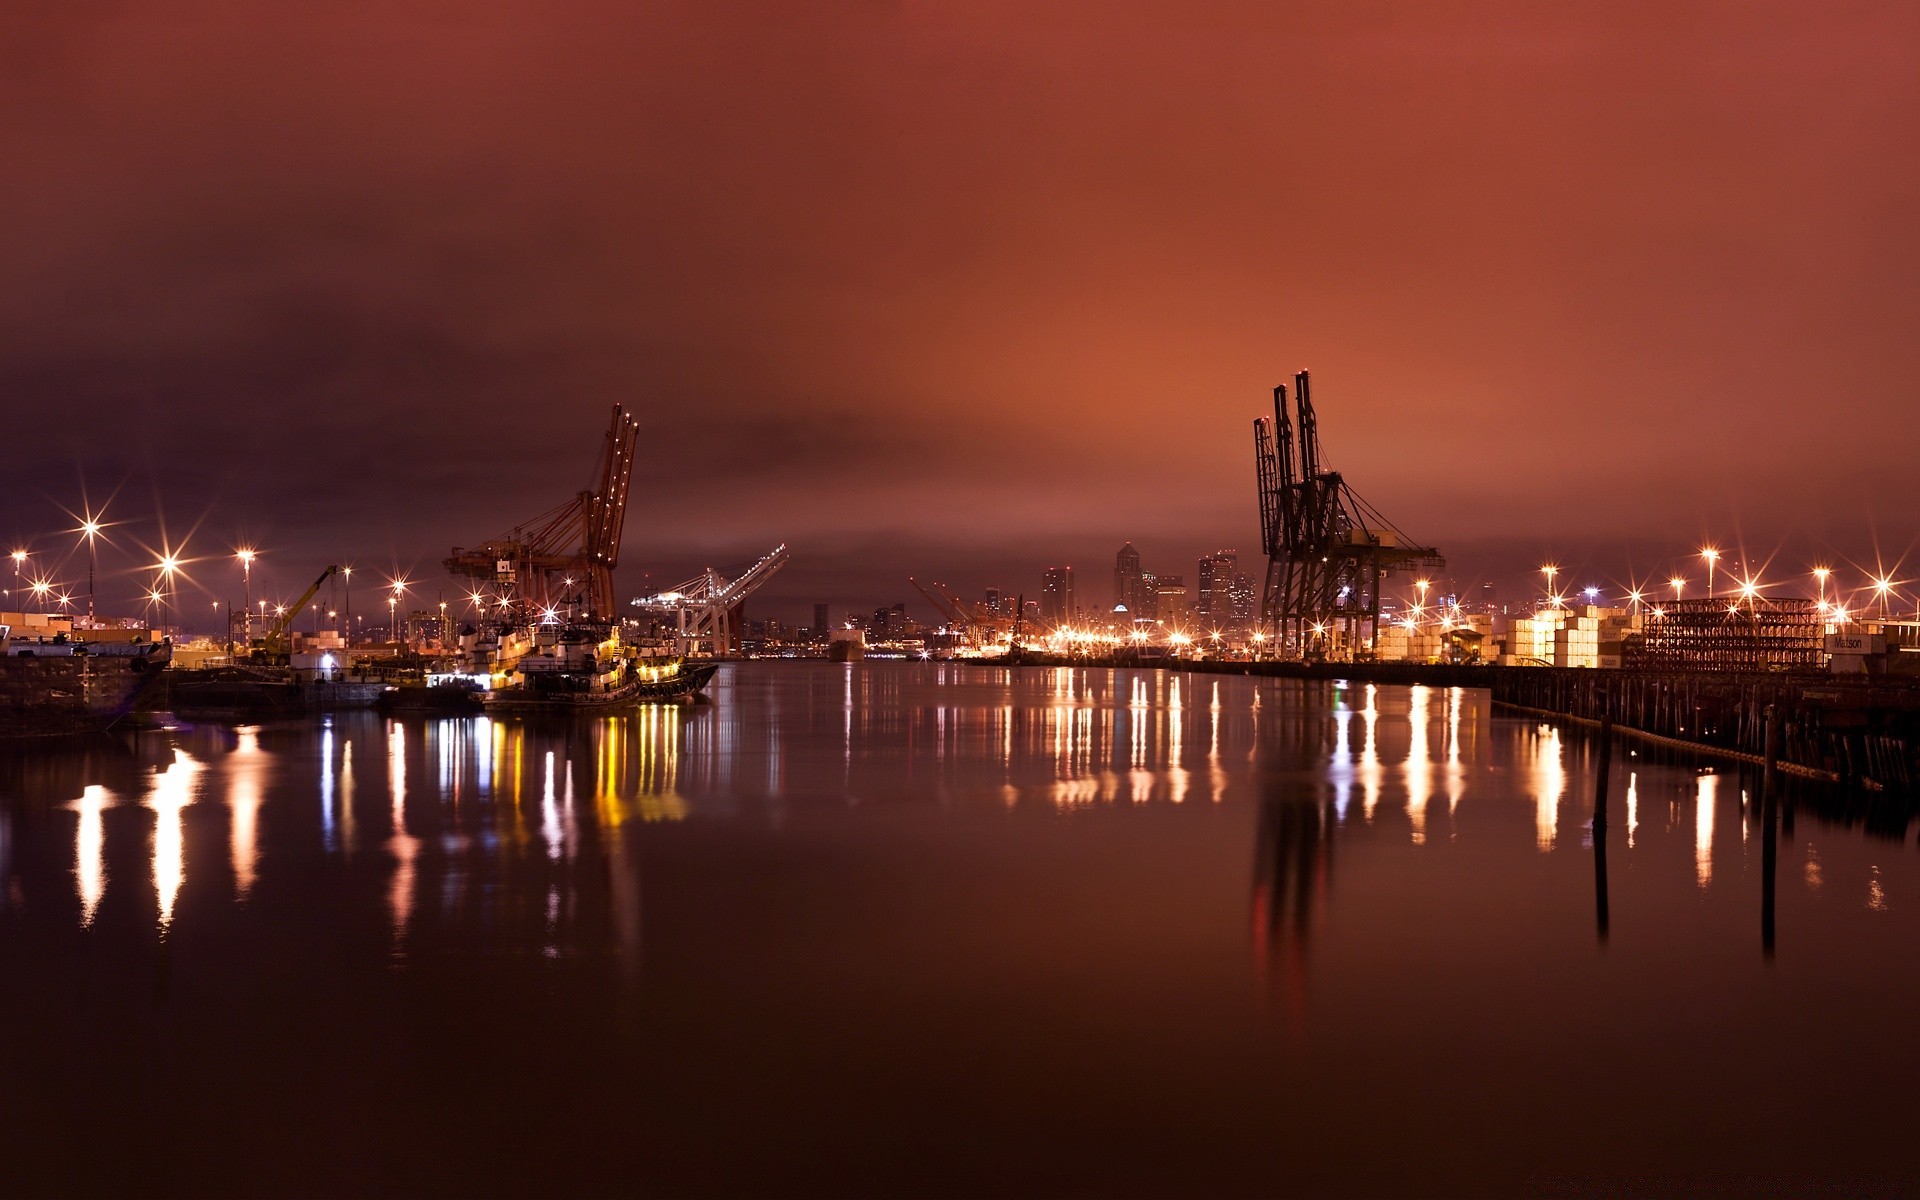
[813,602,830,634]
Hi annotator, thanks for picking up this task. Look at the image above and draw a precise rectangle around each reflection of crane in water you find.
[1251,792,1334,1029]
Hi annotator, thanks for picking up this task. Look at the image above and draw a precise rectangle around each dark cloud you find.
[4,2,1919,625]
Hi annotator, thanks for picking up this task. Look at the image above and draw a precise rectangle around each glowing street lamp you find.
[341,564,353,645]
[1813,566,1831,610]
[10,548,27,600]
[1627,590,1644,616]
[1873,575,1894,620]
[1700,548,1719,598]
[76,512,104,628]
[389,595,399,643]
[236,549,256,647]
[1669,576,1685,602]
[1540,564,1558,606]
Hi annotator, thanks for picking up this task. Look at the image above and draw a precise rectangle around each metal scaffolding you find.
[1626,597,1825,673]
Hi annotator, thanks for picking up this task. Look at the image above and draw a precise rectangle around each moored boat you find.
[482,621,716,713]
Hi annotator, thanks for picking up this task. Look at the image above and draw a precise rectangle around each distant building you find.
[1113,543,1145,616]
[1156,574,1188,628]
[1230,571,1257,625]
[813,602,830,633]
[1041,566,1075,626]
[1196,550,1238,625]
[1136,572,1159,622]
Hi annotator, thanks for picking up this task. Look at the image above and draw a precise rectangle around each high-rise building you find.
[1136,571,1159,622]
[1113,543,1144,616]
[1230,572,1257,624]
[1155,574,1188,628]
[1041,566,1075,625]
[813,602,830,634]
[1196,550,1238,624]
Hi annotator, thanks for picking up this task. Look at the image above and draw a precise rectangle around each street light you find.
[1874,575,1894,620]
[236,549,256,648]
[1541,564,1558,606]
[388,595,398,643]
[76,512,103,628]
[1813,566,1831,610]
[1700,548,1719,598]
[1669,576,1685,602]
[10,548,27,601]
[341,564,353,645]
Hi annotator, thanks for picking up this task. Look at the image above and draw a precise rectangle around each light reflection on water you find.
[5,663,1890,951]
[3,662,1918,1195]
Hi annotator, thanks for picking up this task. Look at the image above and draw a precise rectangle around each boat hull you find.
[484,662,719,714]
[0,655,165,738]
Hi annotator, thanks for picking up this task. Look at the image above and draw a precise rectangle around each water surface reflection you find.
[0,663,1916,1196]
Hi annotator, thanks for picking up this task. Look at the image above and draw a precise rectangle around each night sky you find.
[5,3,1919,623]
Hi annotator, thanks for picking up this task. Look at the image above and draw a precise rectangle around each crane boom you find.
[257,565,338,656]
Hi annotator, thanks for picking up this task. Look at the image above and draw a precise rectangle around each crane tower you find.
[444,404,640,620]
[1254,371,1442,660]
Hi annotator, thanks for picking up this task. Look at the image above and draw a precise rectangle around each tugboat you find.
[483,620,716,714]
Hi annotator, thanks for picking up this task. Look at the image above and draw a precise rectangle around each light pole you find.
[236,549,255,648]
[10,548,27,603]
[1541,564,1558,609]
[388,596,398,644]
[1670,576,1685,602]
[1874,576,1893,621]
[1814,566,1830,612]
[342,565,353,645]
[1701,548,1719,598]
[79,519,101,628]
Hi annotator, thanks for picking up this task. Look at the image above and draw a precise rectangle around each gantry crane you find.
[1254,370,1442,660]
[630,544,790,656]
[444,404,640,620]
[909,577,1012,647]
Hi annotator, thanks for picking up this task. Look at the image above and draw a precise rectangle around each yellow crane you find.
[252,565,338,661]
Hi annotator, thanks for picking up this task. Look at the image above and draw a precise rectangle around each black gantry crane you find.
[1254,370,1442,660]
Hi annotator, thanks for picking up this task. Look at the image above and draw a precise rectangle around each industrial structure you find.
[1626,597,1826,673]
[630,544,790,656]
[1254,370,1443,660]
[445,404,641,620]
[910,577,1014,648]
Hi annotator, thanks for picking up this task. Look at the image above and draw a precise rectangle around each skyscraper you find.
[813,602,830,634]
[1155,574,1187,628]
[1113,542,1144,616]
[1196,550,1238,625]
[1041,566,1075,625]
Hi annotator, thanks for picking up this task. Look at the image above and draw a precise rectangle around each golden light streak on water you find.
[1695,774,1717,888]
[1626,771,1639,849]
[229,726,264,900]
[1406,685,1432,845]
[146,748,200,933]
[1532,725,1564,852]
[387,721,417,947]
[1359,684,1382,822]
[72,784,110,927]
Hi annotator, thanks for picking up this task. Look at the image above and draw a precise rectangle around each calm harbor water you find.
[2,662,1917,1197]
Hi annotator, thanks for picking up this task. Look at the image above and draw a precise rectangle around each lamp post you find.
[1541,564,1558,609]
[236,550,255,648]
[79,520,101,629]
[1874,576,1893,621]
[342,565,353,646]
[1814,566,1830,612]
[388,596,398,644]
[1701,548,1719,598]
[8,548,24,598]
[1669,576,1684,602]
